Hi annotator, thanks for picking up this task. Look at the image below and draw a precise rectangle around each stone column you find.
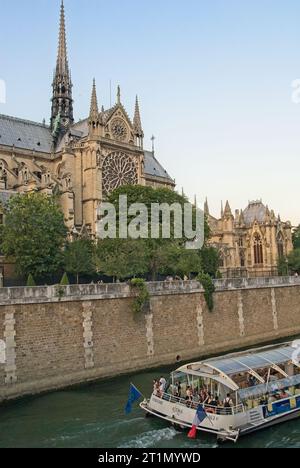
[4,309,17,384]
[82,303,94,370]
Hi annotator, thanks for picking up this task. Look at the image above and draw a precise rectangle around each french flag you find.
[188,405,207,439]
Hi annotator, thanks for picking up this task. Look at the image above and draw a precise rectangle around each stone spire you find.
[88,79,101,138]
[224,200,233,217]
[117,85,121,104]
[51,0,74,135]
[133,95,144,148]
[89,79,99,120]
[133,96,143,134]
[56,0,68,76]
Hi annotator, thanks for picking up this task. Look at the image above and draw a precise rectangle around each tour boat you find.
[140,342,300,442]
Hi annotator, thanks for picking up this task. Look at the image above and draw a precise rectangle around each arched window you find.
[253,233,264,265]
[277,234,284,259]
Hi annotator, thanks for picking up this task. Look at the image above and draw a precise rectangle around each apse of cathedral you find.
[0,1,175,238]
[205,199,293,278]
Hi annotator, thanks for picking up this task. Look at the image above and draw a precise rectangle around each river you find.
[0,364,300,448]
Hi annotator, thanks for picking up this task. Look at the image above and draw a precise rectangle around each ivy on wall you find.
[197,273,215,312]
[130,278,150,315]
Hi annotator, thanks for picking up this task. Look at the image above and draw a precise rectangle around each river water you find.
[0,364,300,448]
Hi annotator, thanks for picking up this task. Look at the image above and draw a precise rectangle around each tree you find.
[100,185,213,280]
[293,226,300,249]
[96,238,149,281]
[64,239,96,284]
[200,247,220,279]
[1,193,67,279]
[288,249,300,274]
[277,256,289,276]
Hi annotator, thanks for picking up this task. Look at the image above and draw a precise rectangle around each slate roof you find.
[0,114,53,154]
[243,201,267,226]
[0,114,174,183]
[144,151,174,183]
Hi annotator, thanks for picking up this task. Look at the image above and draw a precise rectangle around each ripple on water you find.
[118,427,178,448]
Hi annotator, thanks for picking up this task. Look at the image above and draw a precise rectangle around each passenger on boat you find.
[153,380,161,397]
[280,389,290,399]
[159,376,167,393]
[174,381,182,398]
[186,386,193,402]
[223,394,234,408]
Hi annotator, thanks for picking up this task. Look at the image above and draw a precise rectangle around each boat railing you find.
[158,392,244,415]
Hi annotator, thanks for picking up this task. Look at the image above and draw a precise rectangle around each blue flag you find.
[125,384,142,414]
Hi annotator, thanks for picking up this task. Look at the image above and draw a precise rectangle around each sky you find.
[0,0,300,225]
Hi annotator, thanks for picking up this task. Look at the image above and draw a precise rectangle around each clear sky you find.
[1,0,300,225]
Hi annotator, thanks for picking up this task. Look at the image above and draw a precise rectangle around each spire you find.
[221,201,224,218]
[224,200,233,217]
[89,79,99,120]
[88,79,101,138]
[117,85,121,104]
[204,197,209,215]
[133,96,143,134]
[56,1,68,76]
[51,0,74,135]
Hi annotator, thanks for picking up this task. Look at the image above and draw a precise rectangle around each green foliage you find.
[130,278,150,315]
[288,249,300,274]
[197,272,215,312]
[277,256,289,276]
[200,247,220,279]
[96,238,148,280]
[26,274,36,287]
[64,239,96,284]
[101,185,212,281]
[1,193,67,279]
[293,226,300,249]
[60,272,70,285]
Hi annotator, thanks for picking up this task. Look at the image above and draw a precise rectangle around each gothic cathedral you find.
[0,1,175,239]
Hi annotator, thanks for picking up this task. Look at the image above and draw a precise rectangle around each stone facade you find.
[0,1,175,246]
[206,199,293,278]
[0,279,300,402]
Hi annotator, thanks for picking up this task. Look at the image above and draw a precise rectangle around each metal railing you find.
[159,392,245,416]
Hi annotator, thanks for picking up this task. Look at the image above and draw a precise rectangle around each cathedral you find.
[0,1,175,241]
[206,199,293,278]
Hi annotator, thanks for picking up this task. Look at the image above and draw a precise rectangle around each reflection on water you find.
[0,366,300,448]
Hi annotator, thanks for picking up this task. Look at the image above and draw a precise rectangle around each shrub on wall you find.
[130,278,150,315]
[197,273,215,312]
[26,274,36,287]
[60,272,70,286]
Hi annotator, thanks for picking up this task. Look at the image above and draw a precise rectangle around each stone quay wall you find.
[0,277,300,402]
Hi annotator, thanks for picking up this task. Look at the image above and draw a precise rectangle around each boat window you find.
[238,374,300,400]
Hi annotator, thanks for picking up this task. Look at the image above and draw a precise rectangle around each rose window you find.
[102,152,138,196]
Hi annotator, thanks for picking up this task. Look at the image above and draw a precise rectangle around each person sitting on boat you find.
[223,394,234,409]
[279,389,290,400]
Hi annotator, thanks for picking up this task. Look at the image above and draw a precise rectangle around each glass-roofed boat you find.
[140,342,300,442]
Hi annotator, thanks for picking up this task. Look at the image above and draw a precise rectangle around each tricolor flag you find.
[125,384,143,415]
[188,404,207,439]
